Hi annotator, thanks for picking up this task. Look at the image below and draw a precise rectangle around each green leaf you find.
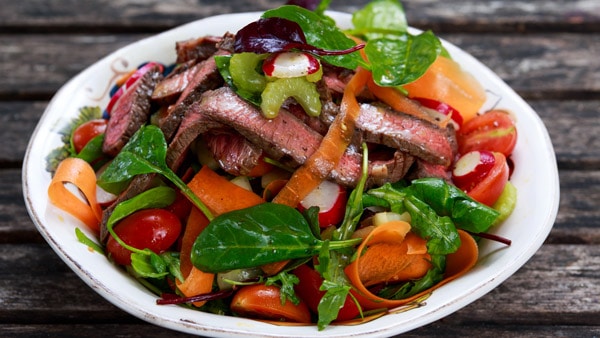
[106,186,176,233]
[75,228,104,255]
[75,133,106,167]
[366,31,442,87]
[96,124,213,220]
[407,178,500,233]
[262,5,366,70]
[266,271,301,305]
[191,203,359,273]
[131,250,169,279]
[351,0,407,40]
[317,280,351,330]
[403,195,460,255]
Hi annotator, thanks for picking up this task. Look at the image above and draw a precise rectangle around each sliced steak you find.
[204,129,264,176]
[157,50,226,141]
[175,35,221,64]
[356,103,455,166]
[151,61,200,105]
[102,64,163,157]
[197,87,414,187]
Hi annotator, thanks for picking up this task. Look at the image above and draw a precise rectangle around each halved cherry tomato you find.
[71,119,107,154]
[293,264,360,321]
[466,152,509,206]
[230,284,311,323]
[457,110,517,157]
[106,208,182,265]
[165,189,192,223]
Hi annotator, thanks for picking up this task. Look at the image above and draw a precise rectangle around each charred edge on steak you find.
[175,35,222,64]
[102,64,163,157]
[156,49,227,142]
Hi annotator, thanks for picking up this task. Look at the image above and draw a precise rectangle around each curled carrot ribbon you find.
[48,157,102,232]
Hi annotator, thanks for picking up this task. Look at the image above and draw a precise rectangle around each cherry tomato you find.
[106,208,182,265]
[466,152,509,206]
[457,110,517,157]
[230,284,311,323]
[165,190,192,223]
[293,264,360,321]
[71,119,107,153]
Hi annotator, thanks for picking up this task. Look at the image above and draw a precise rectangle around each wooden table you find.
[2,0,599,337]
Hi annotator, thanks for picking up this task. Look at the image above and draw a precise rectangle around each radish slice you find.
[414,97,463,129]
[298,180,347,227]
[262,52,320,78]
[452,150,496,191]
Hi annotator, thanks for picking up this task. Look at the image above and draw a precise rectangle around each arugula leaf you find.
[365,31,442,86]
[191,203,360,273]
[266,271,301,305]
[97,125,213,220]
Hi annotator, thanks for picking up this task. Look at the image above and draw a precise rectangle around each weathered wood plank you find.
[0,243,598,328]
[2,0,599,33]
[1,32,598,100]
[1,323,599,338]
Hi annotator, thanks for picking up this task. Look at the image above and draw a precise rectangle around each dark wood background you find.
[1,0,599,337]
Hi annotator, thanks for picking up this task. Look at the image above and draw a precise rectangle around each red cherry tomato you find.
[466,152,510,206]
[165,190,192,223]
[106,208,182,265]
[71,119,107,153]
[457,110,517,157]
[293,264,360,321]
[230,284,311,323]
[247,155,274,177]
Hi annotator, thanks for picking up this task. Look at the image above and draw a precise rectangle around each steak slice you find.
[102,64,163,157]
[151,61,200,105]
[204,129,264,176]
[175,35,221,64]
[196,87,414,187]
[156,50,226,141]
[356,103,455,166]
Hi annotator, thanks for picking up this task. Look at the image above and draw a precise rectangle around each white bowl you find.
[23,11,560,337]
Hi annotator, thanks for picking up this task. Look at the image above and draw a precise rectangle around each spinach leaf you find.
[106,186,175,229]
[407,178,500,233]
[75,133,107,168]
[191,203,360,273]
[365,31,442,87]
[351,0,408,40]
[97,125,213,221]
[263,5,366,70]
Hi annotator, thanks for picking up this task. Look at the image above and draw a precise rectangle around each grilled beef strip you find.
[204,129,264,176]
[183,87,422,187]
[175,35,221,64]
[156,49,227,142]
[102,64,163,157]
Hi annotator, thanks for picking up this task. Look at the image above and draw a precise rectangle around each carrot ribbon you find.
[48,157,102,232]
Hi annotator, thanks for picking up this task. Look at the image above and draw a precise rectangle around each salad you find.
[46,0,518,331]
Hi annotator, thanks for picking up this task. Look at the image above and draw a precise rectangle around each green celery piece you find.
[492,181,517,225]
[262,5,366,70]
[366,31,442,87]
[191,203,360,273]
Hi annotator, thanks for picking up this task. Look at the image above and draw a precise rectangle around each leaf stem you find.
[163,170,214,221]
